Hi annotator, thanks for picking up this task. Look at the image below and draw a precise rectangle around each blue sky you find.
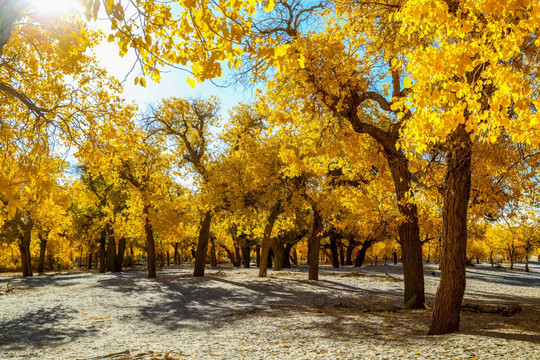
[92,33,254,122]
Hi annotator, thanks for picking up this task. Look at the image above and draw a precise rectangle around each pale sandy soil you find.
[0,262,539,360]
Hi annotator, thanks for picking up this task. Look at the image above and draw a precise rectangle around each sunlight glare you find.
[30,0,83,16]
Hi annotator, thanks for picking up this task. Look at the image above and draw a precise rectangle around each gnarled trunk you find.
[429,125,472,335]
[271,238,285,271]
[329,234,340,268]
[387,153,425,309]
[354,239,375,267]
[283,243,293,269]
[259,202,282,277]
[193,210,213,277]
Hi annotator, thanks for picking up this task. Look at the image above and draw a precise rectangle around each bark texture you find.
[308,208,323,280]
[144,204,157,278]
[387,153,425,309]
[429,125,472,335]
[193,210,213,277]
[259,202,282,277]
[38,231,47,275]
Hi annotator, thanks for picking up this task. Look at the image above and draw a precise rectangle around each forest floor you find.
[0,262,539,360]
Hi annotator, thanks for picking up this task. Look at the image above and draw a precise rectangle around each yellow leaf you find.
[186,77,196,88]
[104,0,114,15]
[139,77,146,87]
[264,0,275,12]
[403,78,412,89]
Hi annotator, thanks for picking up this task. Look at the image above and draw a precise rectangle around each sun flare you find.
[30,0,83,16]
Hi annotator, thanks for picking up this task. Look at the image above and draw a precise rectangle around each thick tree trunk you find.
[209,237,218,268]
[242,245,251,268]
[166,250,170,267]
[354,240,374,267]
[387,153,425,309]
[291,247,298,266]
[338,241,345,266]
[113,237,126,272]
[259,202,282,277]
[174,243,179,265]
[429,125,472,335]
[308,208,323,280]
[329,235,340,268]
[271,238,285,271]
[194,210,213,277]
[18,221,33,277]
[234,246,241,267]
[283,243,293,269]
[345,242,354,266]
[88,252,92,270]
[38,232,47,275]
[144,204,157,278]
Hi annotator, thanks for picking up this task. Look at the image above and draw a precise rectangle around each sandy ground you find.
[0,262,539,360]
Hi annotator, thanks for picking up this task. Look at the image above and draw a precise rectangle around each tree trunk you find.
[99,229,107,273]
[209,237,218,268]
[88,252,92,270]
[259,202,282,277]
[387,153,425,309]
[242,245,251,268]
[106,224,115,272]
[354,240,374,267]
[255,245,260,267]
[329,235,340,268]
[167,250,170,267]
[338,240,345,266]
[346,242,354,266]
[38,232,47,275]
[144,204,157,278]
[429,125,472,335]
[234,246,241,267]
[509,249,515,269]
[174,242,179,265]
[283,243,293,269]
[271,238,285,271]
[308,207,323,280]
[291,247,298,266]
[18,220,33,277]
[194,210,213,277]
[113,237,126,272]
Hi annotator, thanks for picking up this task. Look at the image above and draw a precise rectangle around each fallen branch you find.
[461,302,522,316]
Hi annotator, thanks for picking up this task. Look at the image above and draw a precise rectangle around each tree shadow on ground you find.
[460,306,540,345]
[0,273,92,293]
[92,271,406,331]
[0,304,99,351]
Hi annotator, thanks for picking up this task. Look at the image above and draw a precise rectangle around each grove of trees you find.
[1,0,540,336]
